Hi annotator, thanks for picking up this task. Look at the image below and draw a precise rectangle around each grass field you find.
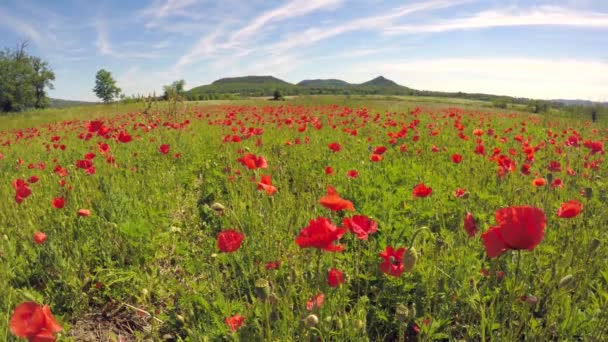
[1,97,607,341]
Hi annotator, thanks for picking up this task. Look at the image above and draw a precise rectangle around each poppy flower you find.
[257,175,277,195]
[9,302,62,342]
[78,209,91,217]
[532,178,546,187]
[454,188,466,198]
[342,215,377,240]
[306,293,325,311]
[412,183,432,198]
[28,176,39,184]
[328,142,342,152]
[159,144,170,155]
[295,217,346,252]
[379,246,405,277]
[265,261,281,270]
[370,154,382,162]
[373,146,387,155]
[237,153,268,170]
[464,212,478,238]
[451,154,462,163]
[52,198,65,209]
[117,131,132,143]
[325,166,334,175]
[217,230,244,253]
[481,206,546,258]
[346,169,359,178]
[15,183,32,203]
[556,200,583,218]
[225,314,245,332]
[327,268,344,287]
[33,231,47,245]
[551,178,563,188]
[319,186,354,211]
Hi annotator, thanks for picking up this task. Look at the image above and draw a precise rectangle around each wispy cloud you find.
[385,6,608,34]
[267,0,472,53]
[0,7,44,45]
[94,20,166,59]
[176,0,345,68]
[140,0,200,19]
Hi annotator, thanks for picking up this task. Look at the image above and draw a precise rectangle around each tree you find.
[273,89,283,101]
[93,69,121,103]
[162,79,186,101]
[0,41,55,112]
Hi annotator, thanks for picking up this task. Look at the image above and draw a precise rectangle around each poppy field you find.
[1,99,607,341]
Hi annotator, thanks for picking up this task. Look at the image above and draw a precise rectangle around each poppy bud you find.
[558,274,575,290]
[255,279,271,300]
[396,304,409,323]
[589,238,600,253]
[546,173,553,184]
[211,202,225,213]
[354,319,366,330]
[176,314,185,324]
[525,294,538,307]
[333,317,344,329]
[142,288,149,297]
[584,187,593,198]
[403,247,418,272]
[408,302,416,319]
[303,314,319,328]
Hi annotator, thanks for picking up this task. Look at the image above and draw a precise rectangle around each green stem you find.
[409,226,432,249]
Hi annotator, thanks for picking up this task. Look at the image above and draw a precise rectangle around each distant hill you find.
[184,75,607,109]
[188,75,298,99]
[359,76,399,87]
[50,98,97,108]
[298,79,352,87]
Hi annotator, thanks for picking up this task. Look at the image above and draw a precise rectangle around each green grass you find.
[0,98,607,341]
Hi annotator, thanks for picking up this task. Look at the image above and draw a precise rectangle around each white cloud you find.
[176,0,345,68]
[385,6,608,34]
[0,8,44,45]
[94,20,166,59]
[268,0,472,53]
[357,58,608,100]
[139,0,200,19]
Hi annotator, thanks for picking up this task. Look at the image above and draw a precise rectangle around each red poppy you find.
[342,215,377,240]
[117,131,132,143]
[481,206,546,258]
[370,154,382,162]
[237,153,268,170]
[28,176,39,184]
[454,188,466,198]
[328,142,342,152]
[225,314,245,332]
[257,175,277,195]
[75,159,93,169]
[451,154,462,163]
[295,217,346,252]
[33,231,47,245]
[325,166,334,175]
[306,293,325,311]
[159,144,170,155]
[346,169,359,178]
[319,186,354,211]
[373,146,387,155]
[327,268,344,287]
[9,302,62,342]
[532,178,546,187]
[78,209,91,217]
[551,178,563,188]
[264,261,281,270]
[52,198,65,209]
[412,183,432,198]
[15,183,32,203]
[379,246,405,277]
[217,230,244,253]
[464,212,478,238]
[556,200,583,218]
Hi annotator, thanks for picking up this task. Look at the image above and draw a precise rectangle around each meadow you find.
[0,97,606,341]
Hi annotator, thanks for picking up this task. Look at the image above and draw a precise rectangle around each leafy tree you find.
[93,69,121,103]
[0,41,55,112]
[162,79,186,101]
[273,89,283,101]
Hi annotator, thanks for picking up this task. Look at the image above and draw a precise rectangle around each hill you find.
[50,98,97,108]
[188,76,298,99]
[297,79,352,87]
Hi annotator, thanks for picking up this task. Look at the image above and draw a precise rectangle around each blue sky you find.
[1,0,607,101]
